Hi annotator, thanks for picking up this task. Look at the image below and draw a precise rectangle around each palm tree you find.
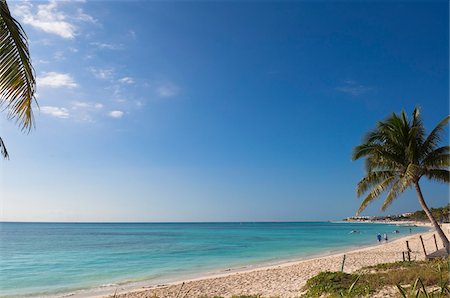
[0,0,36,159]
[352,108,449,253]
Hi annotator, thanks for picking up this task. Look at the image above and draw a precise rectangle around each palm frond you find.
[381,175,412,211]
[364,152,405,172]
[0,0,36,131]
[0,136,8,159]
[353,143,404,168]
[420,115,449,156]
[421,146,450,168]
[356,170,396,197]
[352,143,375,161]
[423,154,450,170]
[424,169,450,184]
[357,176,396,215]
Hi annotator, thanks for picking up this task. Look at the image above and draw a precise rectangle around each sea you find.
[0,222,428,297]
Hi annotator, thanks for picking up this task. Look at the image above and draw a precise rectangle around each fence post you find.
[406,240,411,252]
[433,234,438,251]
[407,250,411,261]
[341,254,346,272]
[402,251,405,261]
[419,235,427,257]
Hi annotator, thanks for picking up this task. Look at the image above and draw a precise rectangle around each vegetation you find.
[200,294,273,298]
[198,295,268,298]
[301,258,449,297]
[301,272,369,297]
[352,108,450,252]
[0,0,37,159]
[407,205,450,223]
[345,204,450,223]
[397,277,450,298]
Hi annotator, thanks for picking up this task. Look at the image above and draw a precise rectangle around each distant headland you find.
[344,204,449,224]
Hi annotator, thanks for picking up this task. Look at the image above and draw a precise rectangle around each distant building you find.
[345,215,374,221]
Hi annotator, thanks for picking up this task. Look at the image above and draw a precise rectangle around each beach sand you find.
[100,223,449,298]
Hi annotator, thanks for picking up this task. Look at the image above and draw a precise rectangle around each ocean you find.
[0,222,427,297]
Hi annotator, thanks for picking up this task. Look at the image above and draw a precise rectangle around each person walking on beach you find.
[383,233,388,242]
[377,233,382,242]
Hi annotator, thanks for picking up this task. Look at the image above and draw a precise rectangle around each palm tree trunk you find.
[414,181,449,254]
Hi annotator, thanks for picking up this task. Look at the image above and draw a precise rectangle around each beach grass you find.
[301,258,449,297]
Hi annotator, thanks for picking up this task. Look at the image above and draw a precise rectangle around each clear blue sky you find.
[1,0,448,222]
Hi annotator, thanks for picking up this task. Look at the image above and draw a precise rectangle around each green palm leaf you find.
[420,115,450,155]
[357,175,396,215]
[0,0,36,132]
[422,146,450,169]
[381,175,411,211]
[0,136,8,158]
[424,169,450,184]
[356,170,395,197]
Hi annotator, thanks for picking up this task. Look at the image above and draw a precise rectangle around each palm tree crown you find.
[353,107,450,253]
[353,108,449,214]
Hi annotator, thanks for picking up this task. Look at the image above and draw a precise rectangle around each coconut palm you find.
[0,0,36,159]
[352,108,449,253]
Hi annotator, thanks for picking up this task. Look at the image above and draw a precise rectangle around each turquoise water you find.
[0,222,426,297]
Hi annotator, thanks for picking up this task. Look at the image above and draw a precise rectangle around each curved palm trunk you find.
[414,182,449,254]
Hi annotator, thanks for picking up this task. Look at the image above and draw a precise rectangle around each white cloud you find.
[90,42,123,50]
[336,80,373,96]
[37,59,49,64]
[12,1,95,39]
[118,77,135,84]
[69,101,104,123]
[89,67,114,80]
[75,8,96,23]
[156,82,179,98]
[37,72,77,88]
[72,101,103,109]
[76,114,95,123]
[109,110,124,118]
[128,30,136,39]
[53,51,65,61]
[41,106,70,118]
[14,1,75,39]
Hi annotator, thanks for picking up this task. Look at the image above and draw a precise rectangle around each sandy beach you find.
[98,223,448,298]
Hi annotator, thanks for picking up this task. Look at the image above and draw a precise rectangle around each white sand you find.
[98,223,448,298]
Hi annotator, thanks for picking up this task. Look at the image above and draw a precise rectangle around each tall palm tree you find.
[0,0,36,159]
[352,108,449,253]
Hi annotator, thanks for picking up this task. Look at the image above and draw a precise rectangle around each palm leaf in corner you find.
[0,136,8,158]
[0,0,36,159]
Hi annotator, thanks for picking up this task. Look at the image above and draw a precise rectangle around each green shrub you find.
[301,271,370,297]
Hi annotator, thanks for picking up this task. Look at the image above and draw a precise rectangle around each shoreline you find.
[63,222,437,298]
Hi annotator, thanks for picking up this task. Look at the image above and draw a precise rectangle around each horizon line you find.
[0,220,346,224]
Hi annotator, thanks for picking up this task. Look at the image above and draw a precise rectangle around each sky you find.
[0,0,448,222]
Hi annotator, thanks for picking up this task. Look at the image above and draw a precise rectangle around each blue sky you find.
[0,0,448,222]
